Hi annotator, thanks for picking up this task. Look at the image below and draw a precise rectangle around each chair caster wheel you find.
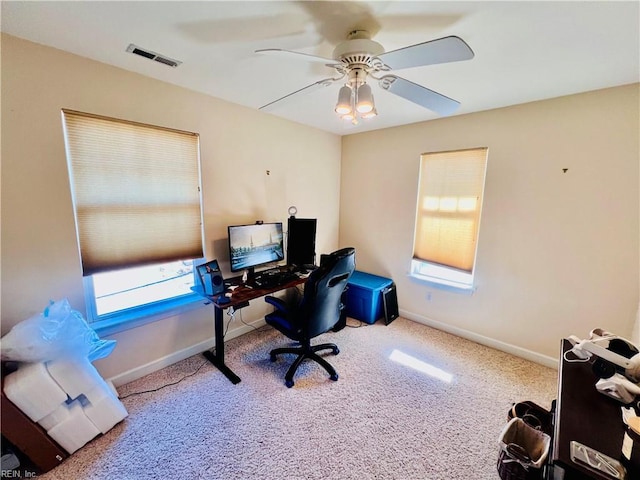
[330,373,339,381]
[270,354,277,362]
[333,347,340,355]
[285,380,294,388]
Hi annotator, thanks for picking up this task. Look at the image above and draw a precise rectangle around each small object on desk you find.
[570,441,626,479]
[196,259,225,296]
[597,374,638,404]
[224,292,232,298]
[622,413,640,477]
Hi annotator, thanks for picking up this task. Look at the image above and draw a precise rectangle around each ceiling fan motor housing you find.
[332,38,385,67]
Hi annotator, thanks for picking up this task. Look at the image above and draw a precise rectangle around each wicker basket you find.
[507,401,553,435]
[497,443,543,480]
[497,418,550,480]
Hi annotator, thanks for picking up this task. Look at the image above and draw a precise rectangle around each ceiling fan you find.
[256,30,474,124]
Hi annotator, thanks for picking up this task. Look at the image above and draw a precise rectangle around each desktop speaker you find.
[208,271,225,296]
[197,260,225,296]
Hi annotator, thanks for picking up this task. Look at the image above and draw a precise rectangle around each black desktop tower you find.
[382,283,399,325]
[287,217,317,267]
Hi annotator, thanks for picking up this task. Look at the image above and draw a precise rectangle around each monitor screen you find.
[228,222,285,273]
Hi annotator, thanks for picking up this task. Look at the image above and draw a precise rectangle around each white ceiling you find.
[2,1,639,136]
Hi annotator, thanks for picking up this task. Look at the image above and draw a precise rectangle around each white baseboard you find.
[108,311,558,387]
[400,309,559,370]
[107,318,267,387]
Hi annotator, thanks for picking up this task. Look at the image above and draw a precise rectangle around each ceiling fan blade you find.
[255,48,337,66]
[260,78,337,111]
[377,36,474,70]
[378,75,460,116]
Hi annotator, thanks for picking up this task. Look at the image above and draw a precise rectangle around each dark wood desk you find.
[550,339,638,479]
[194,276,306,384]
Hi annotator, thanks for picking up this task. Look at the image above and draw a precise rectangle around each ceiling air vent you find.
[126,44,182,68]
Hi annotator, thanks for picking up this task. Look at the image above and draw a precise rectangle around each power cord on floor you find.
[240,312,271,332]
[345,320,369,328]
[119,359,208,399]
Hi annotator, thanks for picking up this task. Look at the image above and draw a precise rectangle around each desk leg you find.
[202,305,241,384]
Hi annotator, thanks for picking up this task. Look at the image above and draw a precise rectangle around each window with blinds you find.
[411,148,488,290]
[62,110,204,276]
[62,110,205,327]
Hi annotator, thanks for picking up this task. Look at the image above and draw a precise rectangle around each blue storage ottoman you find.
[345,271,393,324]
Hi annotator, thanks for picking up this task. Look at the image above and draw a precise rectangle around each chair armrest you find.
[265,295,288,313]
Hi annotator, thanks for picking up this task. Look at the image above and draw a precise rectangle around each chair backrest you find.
[299,247,356,339]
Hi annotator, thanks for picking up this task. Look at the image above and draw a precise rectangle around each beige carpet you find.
[37,317,557,480]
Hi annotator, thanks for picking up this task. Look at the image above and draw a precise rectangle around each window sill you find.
[408,272,476,295]
[92,293,209,337]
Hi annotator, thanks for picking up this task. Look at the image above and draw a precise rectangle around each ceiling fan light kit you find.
[334,70,378,125]
[257,30,474,125]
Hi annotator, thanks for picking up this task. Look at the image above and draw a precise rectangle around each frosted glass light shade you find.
[335,85,352,114]
[361,105,377,119]
[356,83,374,113]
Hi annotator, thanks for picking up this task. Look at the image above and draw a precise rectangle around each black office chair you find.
[264,247,356,387]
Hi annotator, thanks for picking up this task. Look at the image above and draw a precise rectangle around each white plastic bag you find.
[0,299,116,362]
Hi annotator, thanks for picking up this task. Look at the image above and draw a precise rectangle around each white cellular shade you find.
[62,110,204,276]
[414,148,488,273]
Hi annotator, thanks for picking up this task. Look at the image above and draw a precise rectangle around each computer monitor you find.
[228,222,285,275]
[287,217,317,267]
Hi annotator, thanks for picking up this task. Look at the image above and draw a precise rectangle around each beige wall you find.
[341,84,640,362]
[1,34,342,381]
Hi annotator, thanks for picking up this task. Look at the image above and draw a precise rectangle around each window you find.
[62,110,205,328]
[411,148,488,291]
[93,260,195,316]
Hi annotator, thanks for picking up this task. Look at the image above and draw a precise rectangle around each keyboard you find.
[253,270,299,288]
